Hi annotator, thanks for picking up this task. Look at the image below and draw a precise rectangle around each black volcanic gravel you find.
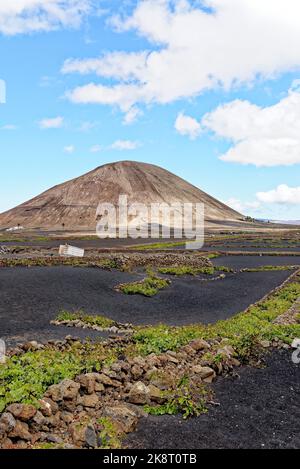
[213,255,300,270]
[125,349,300,449]
[0,266,292,343]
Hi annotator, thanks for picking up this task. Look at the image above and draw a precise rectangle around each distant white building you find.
[6,226,24,232]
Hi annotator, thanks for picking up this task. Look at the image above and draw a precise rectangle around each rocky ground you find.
[0,335,234,449]
[0,237,299,450]
[125,349,300,449]
[0,334,293,449]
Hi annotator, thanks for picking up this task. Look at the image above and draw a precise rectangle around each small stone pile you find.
[0,338,240,449]
[50,319,133,334]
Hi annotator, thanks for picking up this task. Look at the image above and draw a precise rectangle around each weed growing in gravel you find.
[243,265,297,272]
[129,241,187,250]
[133,279,300,359]
[215,266,233,273]
[56,310,116,328]
[158,266,214,276]
[157,265,232,276]
[117,275,171,297]
[144,377,208,419]
[205,253,221,259]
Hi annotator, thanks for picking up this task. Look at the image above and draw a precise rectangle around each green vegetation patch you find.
[144,377,208,419]
[242,265,297,272]
[55,310,116,329]
[205,253,221,259]
[98,417,123,449]
[158,266,214,276]
[130,241,187,250]
[158,265,232,276]
[0,257,119,269]
[0,237,27,243]
[0,343,117,412]
[133,278,300,359]
[117,275,171,297]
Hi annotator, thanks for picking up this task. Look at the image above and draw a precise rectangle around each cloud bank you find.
[173,84,300,167]
[257,185,300,204]
[202,86,300,167]
[0,0,93,35]
[64,0,300,118]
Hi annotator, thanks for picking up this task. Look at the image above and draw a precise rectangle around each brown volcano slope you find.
[0,161,243,230]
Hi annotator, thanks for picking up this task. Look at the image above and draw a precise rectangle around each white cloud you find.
[79,121,97,132]
[175,112,201,139]
[0,79,5,103]
[202,86,300,166]
[225,184,300,218]
[110,140,140,151]
[39,116,64,129]
[123,107,143,125]
[0,0,93,35]
[90,144,102,153]
[90,141,140,152]
[65,83,144,112]
[224,184,300,219]
[1,124,17,130]
[62,51,148,79]
[64,0,300,116]
[64,144,75,154]
[257,184,300,204]
[224,197,261,214]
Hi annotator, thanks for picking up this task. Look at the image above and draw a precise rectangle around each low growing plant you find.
[98,417,122,449]
[55,310,116,329]
[117,275,171,297]
[144,377,208,419]
[0,342,117,412]
[158,266,214,276]
[243,265,297,272]
[133,279,300,360]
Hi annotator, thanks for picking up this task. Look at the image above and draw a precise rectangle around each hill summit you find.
[0,161,242,230]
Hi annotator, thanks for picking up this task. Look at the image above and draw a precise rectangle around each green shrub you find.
[56,310,115,328]
[144,378,208,419]
[158,266,214,276]
[157,265,232,276]
[118,276,170,297]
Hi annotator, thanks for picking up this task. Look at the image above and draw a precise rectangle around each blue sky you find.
[1,0,300,220]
